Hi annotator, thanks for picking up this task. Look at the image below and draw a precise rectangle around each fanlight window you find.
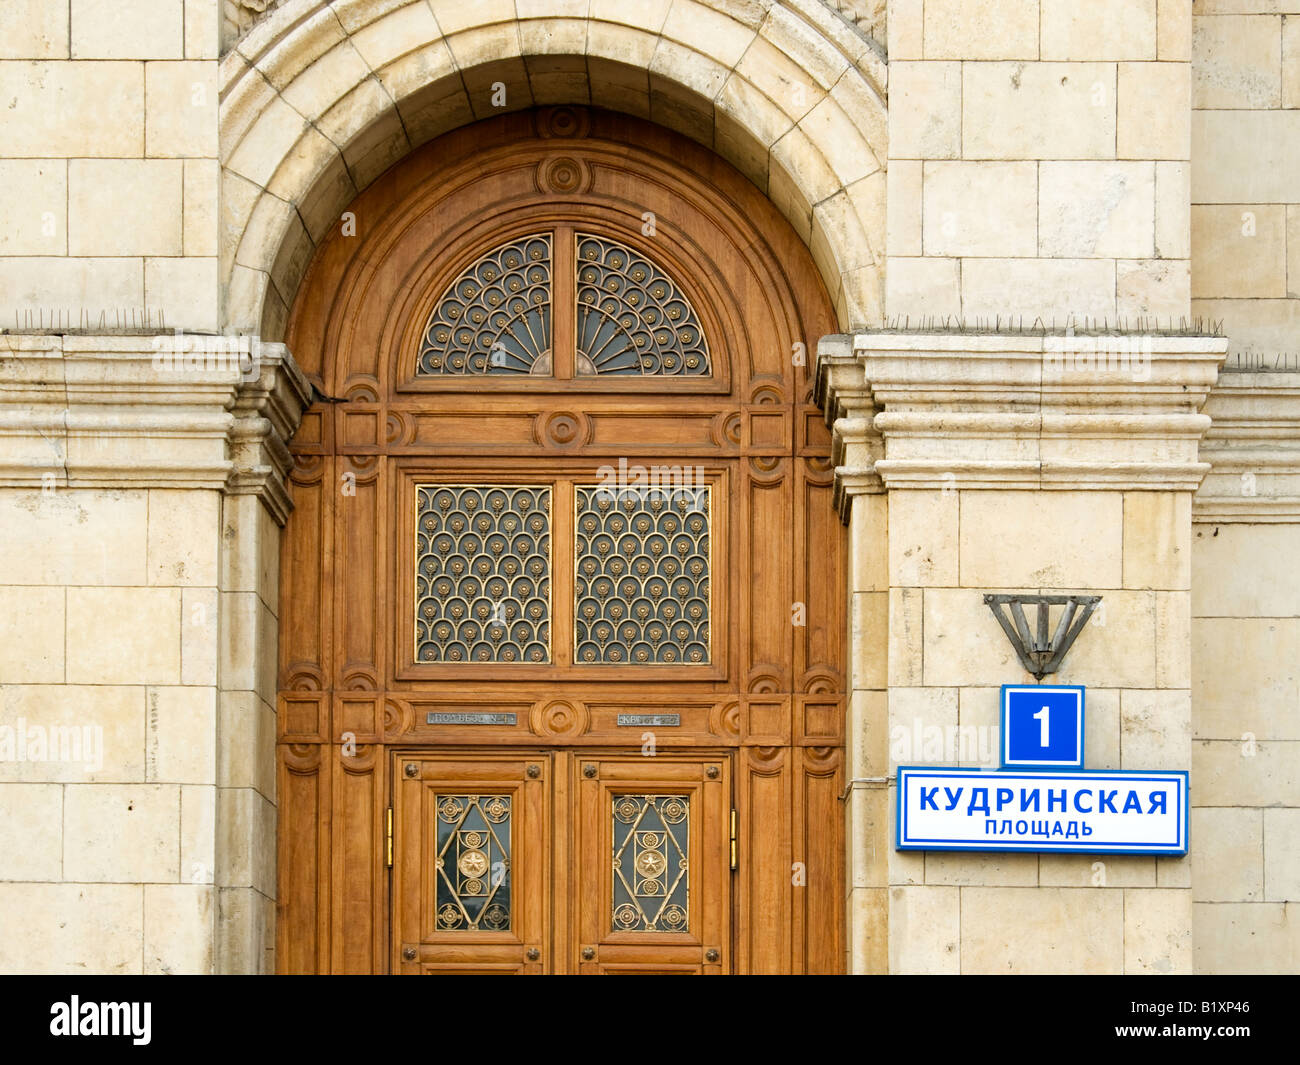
[417,234,553,375]
[417,230,711,377]
[574,235,708,376]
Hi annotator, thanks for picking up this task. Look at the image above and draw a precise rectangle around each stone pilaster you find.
[815,334,888,973]
[1189,371,1300,972]
[819,328,1226,974]
[0,333,308,974]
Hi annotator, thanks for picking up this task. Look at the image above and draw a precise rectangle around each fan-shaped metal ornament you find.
[417,234,553,375]
[574,233,710,376]
[983,593,1102,681]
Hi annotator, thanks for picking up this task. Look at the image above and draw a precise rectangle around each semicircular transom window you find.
[416,230,711,378]
[574,234,709,376]
[417,233,553,375]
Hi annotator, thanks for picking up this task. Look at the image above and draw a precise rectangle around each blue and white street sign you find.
[896,766,1189,855]
[1001,685,1085,769]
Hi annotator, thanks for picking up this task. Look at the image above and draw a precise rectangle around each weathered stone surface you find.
[1193,13,1282,108]
[1039,163,1156,259]
[63,784,180,882]
[1125,887,1192,973]
[0,884,143,974]
[889,885,959,973]
[961,888,1125,974]
[1192,807,1263,902]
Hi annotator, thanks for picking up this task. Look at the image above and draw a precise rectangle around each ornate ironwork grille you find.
[415,485,552,663]
[413,230,710,378]
[574,484,710,664]
[434,794,512,932]
[575,233,710,376]
[417,233,553,375]
[612,794,690,933]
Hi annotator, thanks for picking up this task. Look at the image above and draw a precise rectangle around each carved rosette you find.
[529,700,590,739]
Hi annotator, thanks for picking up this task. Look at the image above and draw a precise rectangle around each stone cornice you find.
[1194,371,1300,523]
[0,334,311,524]
[815,331,1228,516]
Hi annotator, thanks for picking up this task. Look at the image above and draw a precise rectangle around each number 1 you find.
[1034,706,1049,748]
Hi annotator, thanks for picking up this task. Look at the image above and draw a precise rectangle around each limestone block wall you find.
[0,336,307,974]
[1190,372,1300,973]
[821,331,1225,973]
[0,0,220,332]
[1185,1,1300,975]
[1191,0,1300,364]
[0,478,222,973]
[886,0,1193,323]
[880,484,1197,975]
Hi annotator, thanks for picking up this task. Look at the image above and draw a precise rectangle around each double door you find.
[393,750,732,973]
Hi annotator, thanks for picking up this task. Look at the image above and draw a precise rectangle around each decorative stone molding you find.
[222,0,283,53]
[1194,371,1300,523]
[218,0,888,339]
[813,333,883,520]
[0,334,311,524]
[225,341,313,525]
[815,330,1228,517]
[820,0,886,50]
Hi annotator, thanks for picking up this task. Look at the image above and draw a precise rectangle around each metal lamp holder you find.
[983,593,1102,681]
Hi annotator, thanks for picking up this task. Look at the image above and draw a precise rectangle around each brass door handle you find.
[581,947,595,960]
[705,948,720,963]
[402,946,417,961]
[526,948,540,961]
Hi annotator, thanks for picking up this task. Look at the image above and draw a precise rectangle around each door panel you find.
[575,755,730,974]
[394,753,550,974]
[394,750,730,973]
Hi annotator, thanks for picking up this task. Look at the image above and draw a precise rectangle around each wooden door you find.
[394,750,730,973]
[277,107,848,974]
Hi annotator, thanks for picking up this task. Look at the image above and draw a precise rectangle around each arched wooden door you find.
[276,107,846,974]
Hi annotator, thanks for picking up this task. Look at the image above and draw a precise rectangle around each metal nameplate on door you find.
[426,712,517,726]
[617,713,681,727]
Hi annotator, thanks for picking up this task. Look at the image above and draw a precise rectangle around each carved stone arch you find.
[218,0,888,341]
[221,1,889,59]
[288,110,831,398]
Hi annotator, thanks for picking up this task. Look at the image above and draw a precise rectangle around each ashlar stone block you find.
[963,63,1117,160]
[1038,162,1156,259]
[961,887,1124,974]
[923,161,1037,257]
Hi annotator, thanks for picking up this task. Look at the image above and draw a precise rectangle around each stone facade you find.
[0,0,1295,974]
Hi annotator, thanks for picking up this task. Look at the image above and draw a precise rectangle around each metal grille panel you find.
[416,485,551,663]
[575,233,710,376]
[612,794,690,933]
[574,484,710,664]
[434,794,512,932]
[417,234,552,375]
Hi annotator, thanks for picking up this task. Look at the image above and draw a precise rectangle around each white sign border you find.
[896,766,1190,855]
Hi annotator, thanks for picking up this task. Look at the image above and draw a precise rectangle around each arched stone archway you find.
[274,110,851,972]
[218,0,888,339]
